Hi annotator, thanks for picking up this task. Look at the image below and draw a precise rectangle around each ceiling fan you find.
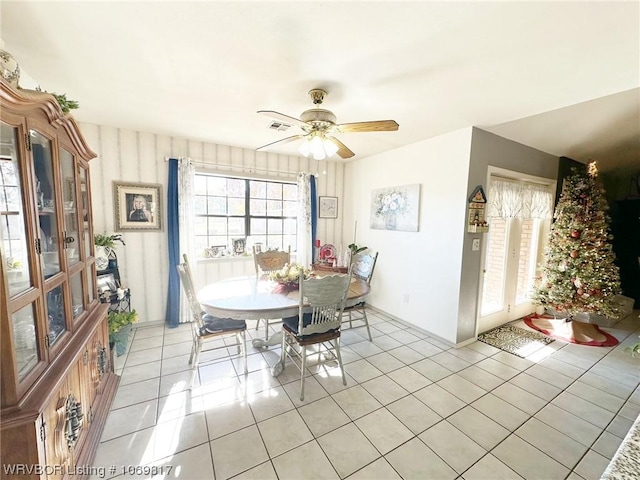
[256,89,399,160]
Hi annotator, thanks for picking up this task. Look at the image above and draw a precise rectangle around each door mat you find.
[523,314,619,347]
[478,323,555,358]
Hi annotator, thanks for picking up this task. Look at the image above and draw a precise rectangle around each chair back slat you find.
[298,271,351,336]
[253,246,290,276]
[177,263,205,329]
[352,252,378,284]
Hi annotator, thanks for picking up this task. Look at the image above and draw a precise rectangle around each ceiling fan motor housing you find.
[300,108,337,132]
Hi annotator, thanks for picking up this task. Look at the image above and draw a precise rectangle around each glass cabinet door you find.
[31,130,61,279]
[79,166,91,261]
[0,122,34,297]
[46,284,66,347]
[60,148,80,266]
[12,303,40,380]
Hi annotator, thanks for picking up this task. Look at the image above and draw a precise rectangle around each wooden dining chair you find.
[177,254,248,387]
[253,246,290,339]
[341,251,378,341]
[272,270,352,401]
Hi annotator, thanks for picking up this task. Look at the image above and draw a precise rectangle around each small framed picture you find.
[113,181,163,231]
[232,238,246,255]
[96,273,117,293]
[319,196,338,219]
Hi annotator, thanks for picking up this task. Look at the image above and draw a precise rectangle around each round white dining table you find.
[198,275,370,348]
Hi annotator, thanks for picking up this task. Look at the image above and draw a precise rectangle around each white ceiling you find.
[2,1,639,172]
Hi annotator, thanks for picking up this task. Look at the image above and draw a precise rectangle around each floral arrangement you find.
[373,189,408,217]
[269,263,311,288]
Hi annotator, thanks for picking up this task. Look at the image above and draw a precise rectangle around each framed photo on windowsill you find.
[113,181,163,231]
[319,196,338,219]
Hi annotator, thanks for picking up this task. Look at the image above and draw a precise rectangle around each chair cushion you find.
[344,301,365,311]
[282,312,338,339]
[201,314,246,334]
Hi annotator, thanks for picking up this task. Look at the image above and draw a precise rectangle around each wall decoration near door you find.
[113,181,163,231]
[370,184,420,231]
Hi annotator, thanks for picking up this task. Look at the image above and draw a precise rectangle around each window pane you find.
[194,216,207,235]
[228,217,245,236]
[267,200,282,217]
[194,175,207,195]
[208,197,226,215]
[227,178,245,197]
[267,182,282,199]
[283,184,297,201]
[250,199,266,216]
[228,197,245,215]
[250,180,266,198]
[251,218,266,234]
[208,176,226,195]
[266,236,282,250]
[208,218,227,235]
[268,218,283,234]
[283,218,296,234]
[194,196,207,214]
[283,200,296,217]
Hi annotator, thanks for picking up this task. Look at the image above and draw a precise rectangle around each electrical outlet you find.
[472,238,480,251]
[403,293,410,304]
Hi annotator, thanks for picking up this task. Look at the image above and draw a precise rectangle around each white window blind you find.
[487,176,553,219]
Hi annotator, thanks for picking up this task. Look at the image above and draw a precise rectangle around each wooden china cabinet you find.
[0,79,118,478]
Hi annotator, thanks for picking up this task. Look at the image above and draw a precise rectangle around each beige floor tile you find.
[437,374,487,403]
[317,423,380,478]
[205,398,256,440]
[257,409,314,457]
[492,435,569,480]
[386,366,432,392]
[385,437,457,480]
[360,375,409,405]
[413,383,466,418]
[346,458,401,479]
[387,395,442,434]
[419,420,486,473]
[331,384,382,420]
[471,393,530,431]
[448,406,510,450]
[297,396,351,437]
[272,440,339,479]
[355,408,414,454]
[515,418,588,468]
[210,425,269,480]
[461,453,523,480]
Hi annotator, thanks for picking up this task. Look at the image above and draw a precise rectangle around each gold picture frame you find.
[113,181,163,231]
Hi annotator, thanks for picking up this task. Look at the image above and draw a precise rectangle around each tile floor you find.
[91,310,640,480]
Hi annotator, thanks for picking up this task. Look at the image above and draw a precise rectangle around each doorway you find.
[478,171,554,334]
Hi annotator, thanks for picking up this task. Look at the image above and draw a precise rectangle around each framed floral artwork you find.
[113,181,163,231]
[370,184,421,231]
[319,196,338,218]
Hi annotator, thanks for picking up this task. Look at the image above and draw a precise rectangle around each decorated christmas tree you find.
[533,162,621,319]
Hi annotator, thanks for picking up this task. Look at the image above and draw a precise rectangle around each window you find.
[194,173,298,257]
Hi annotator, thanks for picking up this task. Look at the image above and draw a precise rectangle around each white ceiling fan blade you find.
[256,134,305,152]
[257,110,307,129]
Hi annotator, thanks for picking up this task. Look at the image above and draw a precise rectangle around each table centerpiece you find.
[269,263,312,292]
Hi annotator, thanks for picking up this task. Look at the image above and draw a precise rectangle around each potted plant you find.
[94,233,125,270]
[108,309,137,356]
[347,243,367,265]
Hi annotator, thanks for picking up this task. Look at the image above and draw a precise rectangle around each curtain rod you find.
[164,156,322,177]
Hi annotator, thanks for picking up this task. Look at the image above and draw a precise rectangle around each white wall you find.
[343,128,473,343]
[80,123,345,324]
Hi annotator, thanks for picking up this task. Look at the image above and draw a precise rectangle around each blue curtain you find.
[310,175,317,262]
[166,158,180,328]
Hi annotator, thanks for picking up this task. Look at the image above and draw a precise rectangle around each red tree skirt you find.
[524,313,619,347]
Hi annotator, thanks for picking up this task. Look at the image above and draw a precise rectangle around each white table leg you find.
[252,331,283,348]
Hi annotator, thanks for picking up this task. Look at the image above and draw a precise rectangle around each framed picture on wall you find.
[319,196,338,219]
[113,181,163,231]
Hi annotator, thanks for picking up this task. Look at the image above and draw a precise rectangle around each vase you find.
[385,214,397,230]
[95,245,109,270]
[111,323,133,356]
